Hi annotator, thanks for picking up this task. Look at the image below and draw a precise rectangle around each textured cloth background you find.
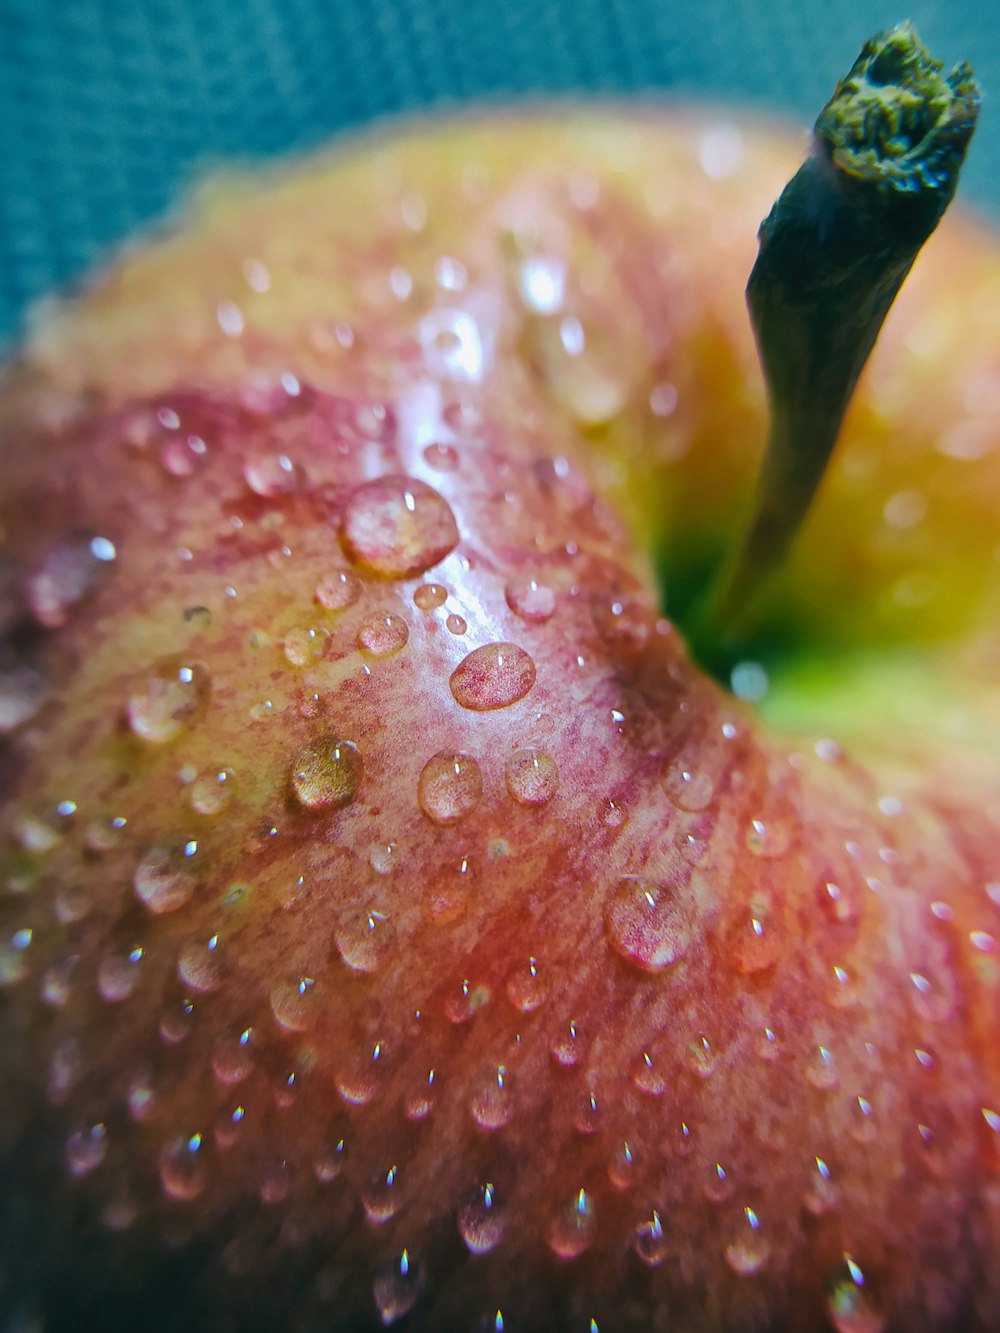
[1,0,996,346]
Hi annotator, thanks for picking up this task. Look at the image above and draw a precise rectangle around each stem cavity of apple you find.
[697,22,979,663]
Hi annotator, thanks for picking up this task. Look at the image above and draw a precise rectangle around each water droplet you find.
[423,441,459,472]
[212,1027,255,1084]
[505,575,556,623]
[177,935,225,993]
[244,452,301,498]
[548,1188,597,1260]
[724,1206,770,1276]
[600,798,628,828]
[803,1156,839,1216]
[190,767,235,816]
[632,1211,669,1267]
[134,840,198,915]
[746,815,794,859]
[662,758,715,812]
[756,1026,781,1061]
[505,956,548,1012]
[283,626,330,667]
[270,976,320,1032]
[27,533,116,628]
[826,1255,885,1333]
[632,1049,668,1097]
[66,1123,107,1178]
[97,946,144,1001]
[517,256,566,314]
[422,855,477,924]
[127,657,211,743]
[413,583,447,610]
[404,1067,437,1121]
[459,1182,506,1254]
[159,1133,207,1201]
[604,876,694,972]
[534,316,629,426]
[550,1020,584,1068]
[687,1035,715,1079]
[608,1140,636,1190]
[160,997,195,1043]
[0,666,47,733]
[84,814,127,854]
[446,613,467,635]
[730,908,781,975]
[819,879,859,926]
[160,432,209,477]
[469,1065,513,1130]
[314,1138,347,1183]
[337,1040,387,1105]
[315,569,362,611]
[341,475,459,579]
[363,1164,403,1223]
[291,738,363,809]
[357,611,409,657]
[373,1250,421,1326]
[418,751,483,825]
[450,643,536,711]
[806,1045,839,1091]
[574,1090,602,1135]
[420,308,484,381]
[504,748,559,807]
[336,910,396,973]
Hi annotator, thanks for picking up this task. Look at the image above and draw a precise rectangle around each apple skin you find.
[0,110,999,1332]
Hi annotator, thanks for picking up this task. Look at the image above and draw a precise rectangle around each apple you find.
[0,22,998,1333]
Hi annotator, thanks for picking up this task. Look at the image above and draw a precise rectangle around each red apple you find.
[0,26,998,1333]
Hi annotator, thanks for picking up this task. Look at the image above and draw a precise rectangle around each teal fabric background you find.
[1,0,996,345]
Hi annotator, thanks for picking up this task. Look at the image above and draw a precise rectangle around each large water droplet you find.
[27,533,116,628]
[469,1065,514,1130]
[291,738,362,810]
[458,1182,506,1254]
[127,658,211,744]
[341,475,458,579]
[134,840,198,915]
[505,749,559,807]
[450,643,536,711]
[548,1188,597,1260]
[357,612,409,657]
[373,1250,421,1326]
[604,876,694,972]
[418,751,483,825]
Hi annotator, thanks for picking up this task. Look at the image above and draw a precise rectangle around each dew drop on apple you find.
[336,909,396,974]
[505,575,556,623]
[97,946,144,1002]
[337,1040,387,1105]
[551,1019,584,1068]
[420,307,484,382]
[662,757,715,813]
[423,441,459,472]
[755,1026,781,1061]
[160,996,195,1043]
[608,1140,636,1190]
[159,1132,207,1201]
[363,1164,403,1223]
[806,1044,839,1091]
[373,1249,421,1326]
[315,569,362,611]
[505,748,559,807]
[505,955,548,1012]
[283,626,330,667]
[270,976,320,1032]
[422,855,478,925]
[446,613,467,635]
[160,432,209,477]
[458,1182,506,1254]
[469,1064,514,1131]
[600,798,628,829]
[42,955,77,1007]
[704,1162,735,1205]
[26,532,116,628]
[341,474,459,579]
[65,1123,108,1178]
[820,878,859,926]
[450,642,536,711]
[826,1255,885,1333]
[724,1206,770,1276]
[243,451,301,498]
[687,1035,715,1079]
[533,316,629,426]
[177,934,225,993]
[632,1210,669,1268]
[574,1090,602,1135]
[211,1027,255,1085]
[314,1138,347,1184]
[418,751,483,825]
[134,840,198,915]
[190,767,235,816]
[604,876,694,973]
[632,1049,668,1097]
[291,737,363,810]
[357,611,409,657]
[746,815,794,859]
[0,666,47,733]
[403,1067,437,1121]
[548,1188,597,1260]
[413,582,447,610]
[127,657,211,743]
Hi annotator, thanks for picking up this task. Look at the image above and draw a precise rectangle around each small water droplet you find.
[66,1123,107,1178]
[337,1040,387,1105]
[134,840,198,915]
[517,256,566,314]
[177,935,225,993]
[27,533,116,628]
[0,666,47,733]
[357,611,409,657]
[423,441,459,472]
[687,1035,715,1079]
[283,626,330,667]
[373,1250,421,1326]
[550,1020,584,1068]
[127,657,211,744]
[244,452,301,498]
[746,815,794,859]
[159,1133,207,1201]
[806,1045,839,1091]
[459,1182,506,1254]
[420,308,484,381]
[600,798,628,828]
[315,569,362,611]
[632,1210,669,1267]
[341,475,459,579]
[270,976,320,1032]
[548,1188,597,1260]
[336,910,396,974]
[605,876,694,972]
[446,613,467,635]
[631,1048,668,1097]
[418,751,483,825]
[504,748,559,807]
[422,855,478,924]
[160,997,195,1043]
[450,643,536,711]
[803,1156,839,1216]
[608,1140,636,1190]
[190,767,235,816]
[291,738,363,810]
[819,878,859,926]
[724,1206,770,1276]
[403,1067,437,1121]
[505,956,548,1012]
[826,1255,885,1333]
[505,575,556,623]
[314,1138,347,1183]
[97,946,144,1001]
[363,1164,403,1223]
[413,583,447,610]
[161,432,209,477]
[662,757,715,812]
[469,1065,514,1130]
[574,1089,602,1135]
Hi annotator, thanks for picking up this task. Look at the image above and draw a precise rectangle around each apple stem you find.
[697,22,979,660]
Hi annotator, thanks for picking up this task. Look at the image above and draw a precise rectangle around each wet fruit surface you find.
[0,113,998,1332]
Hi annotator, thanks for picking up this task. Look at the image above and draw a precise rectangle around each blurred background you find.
[1,0,996,348]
